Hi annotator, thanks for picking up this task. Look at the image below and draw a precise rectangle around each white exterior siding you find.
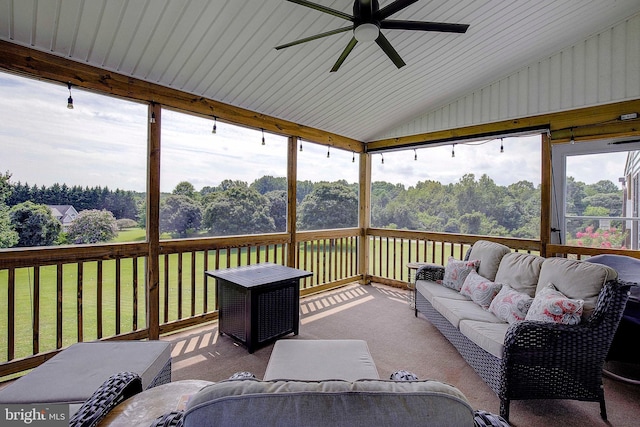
[378,15,640,140]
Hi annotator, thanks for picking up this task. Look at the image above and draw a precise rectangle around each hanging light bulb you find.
[381,153,384,164]
[570,128,575,144]
[500,138,504,153]
[352,151,355,163]
[66,82,74,109]
[212,116,217,134]
[327,146,330,158]
[451,144,455,158]
[261,128,265,145]
[299,140,303,152]
[414,149,417,161]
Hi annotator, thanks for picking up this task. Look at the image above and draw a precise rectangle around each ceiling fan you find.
[275,0,469,72]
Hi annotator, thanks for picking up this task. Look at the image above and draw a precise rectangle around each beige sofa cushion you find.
[536,257,618,319]
[431,297,503,328]
[416,280,470,303]
[459,320,510,359]
[468,240,511,281]
[494,252,545,297]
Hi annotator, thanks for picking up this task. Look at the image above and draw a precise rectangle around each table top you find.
[406,262,439,270]
[99,380,213,427]
[205,262,312,288]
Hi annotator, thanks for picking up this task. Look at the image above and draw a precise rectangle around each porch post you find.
[147,103,161,340]
[540,132,552,257]
[287,136,298,268]
[359,152,371,284]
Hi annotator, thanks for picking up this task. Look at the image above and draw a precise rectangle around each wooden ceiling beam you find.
[0,40,364,153]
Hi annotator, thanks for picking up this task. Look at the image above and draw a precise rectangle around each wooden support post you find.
[359,152,371,284]
[540,131,552,257]
[147,103,161,340]
[287,136,298,268]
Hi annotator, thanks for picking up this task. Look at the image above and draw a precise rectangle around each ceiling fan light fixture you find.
[354,23,379,43]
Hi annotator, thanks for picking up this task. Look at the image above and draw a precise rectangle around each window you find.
[553,138,640,249]
[0,71,147,248]
[160,109,288,238]
[296,142,359,231]
[371,134,541,238]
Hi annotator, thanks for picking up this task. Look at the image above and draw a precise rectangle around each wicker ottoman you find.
[264,339,379,381]
[0,341,171,415]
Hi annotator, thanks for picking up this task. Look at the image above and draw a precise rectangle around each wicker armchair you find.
[499,279,631,420]
[414,250,632,421]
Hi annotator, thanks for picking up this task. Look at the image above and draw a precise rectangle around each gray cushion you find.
[0,341,171,405]
[431,297,503,329]
[416,280,470,303]
[459,320,510,359]
[264,340,379,381]
[537,257,618,319]
[184,379,475,427]
[468,240,511,281]
[494,252,545,297]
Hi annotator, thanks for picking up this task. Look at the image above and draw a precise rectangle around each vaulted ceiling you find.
[2,0,640,142]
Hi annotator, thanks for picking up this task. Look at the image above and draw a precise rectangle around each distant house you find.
[47,205,79,231]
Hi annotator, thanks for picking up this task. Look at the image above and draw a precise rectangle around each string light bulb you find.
[381,153,384,164]
[327,146,330,158]
[352,151,355,163]
[150,111,156,124]
[212,116,217,134]
[451,144,455,158]
[66,82,74,109]
[500,138,504,153]
[414,149,417,161]
[299,140,303,152]
[261,128,265,145]
[570,128,575,144]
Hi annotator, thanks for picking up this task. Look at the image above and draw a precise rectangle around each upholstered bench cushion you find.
[183,379,475,427]
[431,297,502,328]
[0,341,171,409]
[416,280,470,303]
[264,339,379,381]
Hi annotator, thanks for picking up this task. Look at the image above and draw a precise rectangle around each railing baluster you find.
[115,258,121,336]
[163,254,169,323]
[204,250,209,314]
[133,257,138,331]
[191,251,196,317]
[7,268,15,361]
[56,263,63,349]
[77,262,83,342]
[97,261,103,339]
[177,253,183,320]
[33,266,40,355]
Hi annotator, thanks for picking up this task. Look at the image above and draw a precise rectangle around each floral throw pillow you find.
[460,270,502,309]
[525,283,584,325]
[489,285,534,324]
[442,257,480,291]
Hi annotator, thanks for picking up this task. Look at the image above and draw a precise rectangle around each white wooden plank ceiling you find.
[2,0,640,142]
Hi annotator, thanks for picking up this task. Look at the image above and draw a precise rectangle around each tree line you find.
[0,170,623,247]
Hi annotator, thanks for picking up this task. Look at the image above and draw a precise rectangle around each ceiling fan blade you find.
[286,0,353,21]
[275,26,353,50]
[375,33,406,69]
[381,20,469,33]
[330,37,358,72]
[376,0,419,20]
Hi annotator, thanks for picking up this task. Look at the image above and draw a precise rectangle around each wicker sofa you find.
[414,240,632,421]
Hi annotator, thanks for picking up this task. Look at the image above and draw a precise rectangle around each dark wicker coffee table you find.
[206,263,312,353]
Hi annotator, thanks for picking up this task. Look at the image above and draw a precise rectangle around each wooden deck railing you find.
[367,228,541,287]
[0,230,360,377]
[4,228,639,378]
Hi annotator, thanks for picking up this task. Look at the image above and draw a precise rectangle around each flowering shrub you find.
[568,225,628,249]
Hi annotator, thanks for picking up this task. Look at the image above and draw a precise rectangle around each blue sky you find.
[0,71,629,193]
